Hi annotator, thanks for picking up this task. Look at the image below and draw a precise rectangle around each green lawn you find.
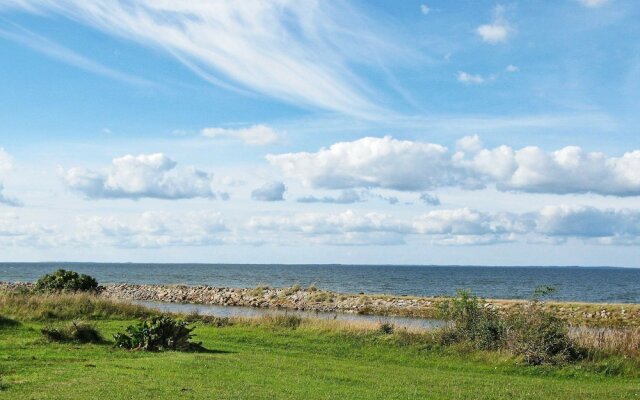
[1,318,639,399]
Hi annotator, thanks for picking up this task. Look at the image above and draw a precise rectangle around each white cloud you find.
[245,206,640,246]
[534,205,640,240]
[76,211,227,248]
[576,0,610,8]
[248,209,410,236]
[61,153,216,200]
[0,213,57,247]
[456,134,483,153]
[202,124,283,146]
[268,136,451,191]
[251,181,286,202]
[297,189,364,204]
[506,64,519,72]
[269,135,640,196]
[2,0,399,119]
[476,5,512,44]
[420,4,430,15]
[457,71,486,85]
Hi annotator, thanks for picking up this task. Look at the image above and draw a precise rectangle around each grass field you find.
[1,315,639,399]
[1,291,640,399]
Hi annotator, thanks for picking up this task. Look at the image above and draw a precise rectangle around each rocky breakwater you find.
[99,284,438,317]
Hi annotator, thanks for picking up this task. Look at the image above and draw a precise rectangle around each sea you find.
[1,263,639,303]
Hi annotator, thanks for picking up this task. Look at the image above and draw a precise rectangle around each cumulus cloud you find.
[268,135,640,196]
[577,0,610,8]
[420,4,430,15]
[201,124,283,146]
[1,0,401,119]
[61,153,216,200]
[76,211,227,248]
[251,181,286,202]
[476,5,512,44]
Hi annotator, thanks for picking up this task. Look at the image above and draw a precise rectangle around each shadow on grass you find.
[0,315,20,328]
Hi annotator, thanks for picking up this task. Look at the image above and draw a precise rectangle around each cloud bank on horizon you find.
[0,0,639,265]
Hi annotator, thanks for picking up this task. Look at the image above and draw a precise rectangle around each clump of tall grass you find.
[256,313,303,330]
[248,285,270,297]
[0,291,157,321]
[282,284,301,296]
[183,309,233,327]
[570,327,640,358]
[41,321,104,344]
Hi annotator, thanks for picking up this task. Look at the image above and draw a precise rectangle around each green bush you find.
[438,290,505,350]
[41,321,103,344]
[506,303,584,365]
[35,269,99,293]
[114,316,201,351]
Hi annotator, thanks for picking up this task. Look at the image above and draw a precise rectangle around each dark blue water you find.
[1,263,638,303]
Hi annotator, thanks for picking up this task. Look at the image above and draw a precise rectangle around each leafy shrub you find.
[438,290,505,350]
[114,316,201,351]
[35,269,99,293]
[41,321,103,344]
[506,303,584,365]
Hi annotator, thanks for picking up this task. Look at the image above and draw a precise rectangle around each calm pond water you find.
[133,300,443,330]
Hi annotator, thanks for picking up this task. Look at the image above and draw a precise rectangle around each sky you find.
[0,0,639,266]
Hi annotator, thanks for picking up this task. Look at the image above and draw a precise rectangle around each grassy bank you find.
[1,292,640,399]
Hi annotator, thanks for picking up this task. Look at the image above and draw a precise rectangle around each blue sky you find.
[0,0,639,266]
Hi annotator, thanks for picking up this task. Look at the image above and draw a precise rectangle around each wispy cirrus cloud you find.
[0,0,401,119]
[0,22,153,87]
